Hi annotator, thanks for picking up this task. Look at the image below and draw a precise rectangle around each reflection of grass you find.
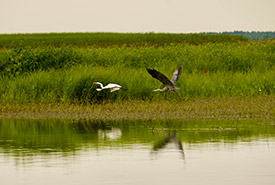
[0,120,99,153]
[0,97,273,121]
[0,119,274,153]
[1,116,274,167]
[0,119,274,168]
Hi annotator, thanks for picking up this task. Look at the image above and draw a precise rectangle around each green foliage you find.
[0,47,83,77]
[0,33,274,103]
[1,65,274,103]
[0,32,248,49]
[1,41,274,78]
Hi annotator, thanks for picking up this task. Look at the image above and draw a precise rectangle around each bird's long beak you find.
[93,82,97,84]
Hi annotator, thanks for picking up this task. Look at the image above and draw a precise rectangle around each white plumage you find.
[93,82,122,92]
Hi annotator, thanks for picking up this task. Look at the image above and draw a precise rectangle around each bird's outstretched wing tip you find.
[146,68,155,74]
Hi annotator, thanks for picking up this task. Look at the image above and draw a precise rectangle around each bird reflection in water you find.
[151,130,185,161]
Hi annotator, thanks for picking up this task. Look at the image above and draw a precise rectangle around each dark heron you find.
[146,61,183,98]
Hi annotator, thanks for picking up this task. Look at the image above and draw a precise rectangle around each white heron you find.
[93,82,122,92]
[146,61,183,92]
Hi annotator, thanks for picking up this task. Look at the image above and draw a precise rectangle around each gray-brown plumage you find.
[146,61,183,92]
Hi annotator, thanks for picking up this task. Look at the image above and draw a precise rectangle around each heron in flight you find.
[93,82,122,92]
[146,61,183,92]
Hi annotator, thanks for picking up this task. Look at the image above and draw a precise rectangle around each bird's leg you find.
[170,90,182,100]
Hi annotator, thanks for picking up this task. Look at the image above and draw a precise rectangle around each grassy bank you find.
[0,97,273,121]
[0,33,274,105]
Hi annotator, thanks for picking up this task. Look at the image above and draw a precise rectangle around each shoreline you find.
[0,97,274,121]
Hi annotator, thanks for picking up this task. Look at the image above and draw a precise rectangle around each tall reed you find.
[1,65,274,103]
[1,41,274,78]
[0,33,274,103]
[0,32,248,49]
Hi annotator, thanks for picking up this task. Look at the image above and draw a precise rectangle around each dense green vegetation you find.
[0,33,274,103]
[0,32,248,49]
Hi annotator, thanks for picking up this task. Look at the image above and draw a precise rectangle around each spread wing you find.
[170,61,183,85]
[146,68,174,87]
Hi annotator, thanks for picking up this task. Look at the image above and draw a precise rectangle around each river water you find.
[0,119,274,185]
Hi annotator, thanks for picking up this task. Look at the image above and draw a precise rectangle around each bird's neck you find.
[153,87,167,92]
[97,83,104,88]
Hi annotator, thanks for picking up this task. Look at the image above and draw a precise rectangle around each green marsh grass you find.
[0,33,274,121]
[0,64,274,103]
[0,32,248,49]
[1,40,274,78]
[0,40,274,102]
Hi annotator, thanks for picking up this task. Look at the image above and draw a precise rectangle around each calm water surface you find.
[0,119,275,185]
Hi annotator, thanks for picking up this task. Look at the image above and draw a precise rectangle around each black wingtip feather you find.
[146,68,158,78]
